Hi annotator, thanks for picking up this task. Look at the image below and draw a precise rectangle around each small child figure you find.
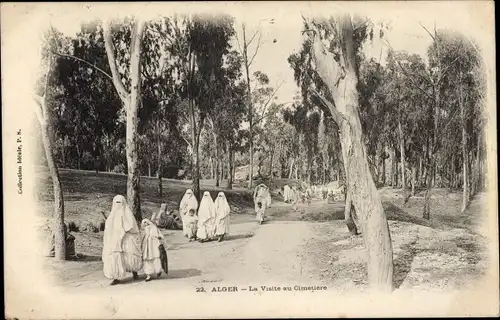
[184,209,198,241]
[141,219,168,282]
[256,201,265,224]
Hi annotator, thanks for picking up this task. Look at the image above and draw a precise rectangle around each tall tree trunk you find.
[242,24,254,190]
[344,178,359,236]
[214,135,220,187]
[37,105,66,260]
[423,82,441,220]
[125,23,144,222]
[449,153,455,192]
[381,148,386,186]
[104,19,145,222]
[269,145,275,184]
[418,156,423,188]
[76,143,81,170]
[189,102,201,200]
[398,120,406,191]
[227,147,234,190]
[34,56,66,260]
[411,165,417,195]
[288,158,295,179]
[460,72,469,212]
[157,121,162,197]
[473,131,481,195]
[310,17,393,291]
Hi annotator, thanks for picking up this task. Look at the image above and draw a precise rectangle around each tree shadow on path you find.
[393,238,419,289]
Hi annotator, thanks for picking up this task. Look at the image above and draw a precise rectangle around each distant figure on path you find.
[254,184,270,224]
[102,195,143,286]
[197,191,216,242]
[283,185,291,202]
[179,189,199,237]
[254,184,271,208]
[141,219,168,282]
[214,192,231,242]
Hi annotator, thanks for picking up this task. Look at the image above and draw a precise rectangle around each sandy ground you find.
[41,194,488,294]
[36,169,489,293]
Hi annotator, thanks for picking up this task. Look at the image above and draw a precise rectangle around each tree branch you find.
[309,88,348,126]
[257,81,284,121]
[52,52,114,82]
[418,22,435,41]
[246,29,260,48]
[103,22,130,104]
[248,32,262,68]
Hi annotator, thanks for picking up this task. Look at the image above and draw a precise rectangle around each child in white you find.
[140,219,165,282]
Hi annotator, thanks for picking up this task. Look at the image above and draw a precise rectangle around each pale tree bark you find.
[227,146,234,189]
[288,158,295,179]
[237,23,262,190]
[472,131,481,195]
[309,16,393,292]
[460,72,469,212]
[104,19,145,222]
[34,57,66,261]
[398,120,406,192]
[157,119,163,197]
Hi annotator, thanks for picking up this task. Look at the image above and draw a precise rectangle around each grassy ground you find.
[37,168,489,292]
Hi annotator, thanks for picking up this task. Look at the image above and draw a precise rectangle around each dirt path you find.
[43,193,488,294]
[45,201,332,293]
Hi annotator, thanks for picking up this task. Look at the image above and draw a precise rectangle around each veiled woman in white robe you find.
[254,184,270,224]
[102,195,143,285]
[140,219,165,281]
[283,185,291,202]
[179,189,199,237]
[214,192,230,241]
[196,191,216,242]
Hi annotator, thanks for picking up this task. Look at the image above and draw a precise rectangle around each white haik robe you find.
[179,189,199,237]
[214,192,230,236]
[196,191,216,240]
[102,195,143,280]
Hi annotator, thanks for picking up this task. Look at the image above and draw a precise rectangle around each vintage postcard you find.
[2,1,498,318]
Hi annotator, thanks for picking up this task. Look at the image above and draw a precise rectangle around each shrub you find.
[67,220,80,232]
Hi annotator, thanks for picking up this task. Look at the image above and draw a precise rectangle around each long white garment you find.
[141,219,164,276]
[283,185,290,202]
[196,191,216,240]
[102,195,143,280]
[214,192,230,236]
[179,189,199,237]
[254,184,271,209]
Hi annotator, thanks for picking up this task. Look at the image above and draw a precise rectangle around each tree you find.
[102,18,146,221]
[34,29,68,260]
[304,15,394,291]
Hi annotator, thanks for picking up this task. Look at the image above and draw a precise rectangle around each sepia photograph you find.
[2,1,498,318]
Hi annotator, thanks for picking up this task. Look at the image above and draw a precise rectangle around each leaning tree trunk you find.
[37,101,66,261]
[310,16,393,291]
[34,55,66,260]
